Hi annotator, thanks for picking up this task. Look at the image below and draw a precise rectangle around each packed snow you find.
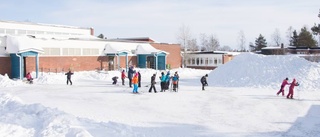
[1,53,320,137]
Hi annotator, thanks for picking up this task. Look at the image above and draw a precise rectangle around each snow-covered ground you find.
[1,53,320,137]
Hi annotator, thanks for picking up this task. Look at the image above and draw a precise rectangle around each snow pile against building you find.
[0,74,24,87]
[208,53,320,90]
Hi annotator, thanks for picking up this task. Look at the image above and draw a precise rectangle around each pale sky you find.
[1,0,320,49]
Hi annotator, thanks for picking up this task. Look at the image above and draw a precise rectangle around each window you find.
[6,29,15,35]
[206,58,209,64]
[83,48,99,55]
[17,30,27,35]
[196,58,200,65]
[209,58,213,64]
[187,58,191,65]
[214,58,218,64]
[27,30,36,34]
[36,31,45,34]
[200,58,203,65]
[0,28,5,34]
[63,48,81,56]
[43,48,60,55]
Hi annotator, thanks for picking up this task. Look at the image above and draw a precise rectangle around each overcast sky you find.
[1,0,320,49]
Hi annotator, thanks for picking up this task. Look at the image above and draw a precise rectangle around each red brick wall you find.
[25,56,138,73]
[0,57,11,76]
[1,43,181,75]
[150,43,182,68]
[25,56,111,72]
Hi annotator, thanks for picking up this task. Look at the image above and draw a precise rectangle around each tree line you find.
[176,10,320,52]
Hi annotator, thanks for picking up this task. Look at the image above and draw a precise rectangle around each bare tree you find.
[237,30,246,51]
[187,38,198,52]
[176,24,192,51]
[199,33,208,51]
[206,34,220,51]
[176,24,192,67]
[271,28,282,46]
[220,45,232,51]
[286,26,294,46]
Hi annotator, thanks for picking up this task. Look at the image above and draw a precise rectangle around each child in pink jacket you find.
[276,78,290,96]
[287,78,299,99]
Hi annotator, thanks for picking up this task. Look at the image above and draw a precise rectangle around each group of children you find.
[112,67,180,93]
[157,71,180,93]
[276,77,299,99]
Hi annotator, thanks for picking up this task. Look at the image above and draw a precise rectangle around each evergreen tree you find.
[290,30,299,46]
[97,34,105,39]
[311,24,320,35]
[254,34,267,51]
[297,27,317,47]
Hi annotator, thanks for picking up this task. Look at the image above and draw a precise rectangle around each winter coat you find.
[151,75,156,85]
[172,75,178,84]
[138,72,141,81]
[165,74,170,82]
[112,76,118,81]
[65,71,74,79]
[132,75,138,84]
[201,76,208,85]
[289,79,298,90]
[281,80,289,87]
[160,74,166,82]
[128,67,134,79]
[121,71,126,79]
[26,73,32,80]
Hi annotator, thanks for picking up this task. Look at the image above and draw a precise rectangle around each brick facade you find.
[1,43,181,77]
[0,57,11,76]
[24,56,138,73]
[150,43,182,68]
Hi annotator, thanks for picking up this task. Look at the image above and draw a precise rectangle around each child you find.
[112,76,118,85]
[148,74,157,93]
[121,70,126,85]
[132,73,139,93]
[26,72,33,84]
[276,78,290,96]
[172,73,179,92]
[287,78,299,99]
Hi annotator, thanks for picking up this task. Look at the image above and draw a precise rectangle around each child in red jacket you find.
[276,78,290,96]
[287,78,299,99]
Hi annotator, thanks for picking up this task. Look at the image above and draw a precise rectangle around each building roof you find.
[108,37,158,43]
[135,44,168,55]
[5,35,44,54]
[0,20,91,30]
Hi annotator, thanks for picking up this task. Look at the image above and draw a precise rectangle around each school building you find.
[0,20,181,79]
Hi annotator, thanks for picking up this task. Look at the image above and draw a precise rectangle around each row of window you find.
[42,48,100,56]
[186,57,222,66]
[0,28,83,36]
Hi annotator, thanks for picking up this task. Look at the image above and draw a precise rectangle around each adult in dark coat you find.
[138,71,141,87]
[149,74,157,93]
[128,66,134,87]
[65,70,74,85]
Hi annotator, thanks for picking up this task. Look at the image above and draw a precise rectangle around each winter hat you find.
[205,74,208,77]
[285,78,288,80]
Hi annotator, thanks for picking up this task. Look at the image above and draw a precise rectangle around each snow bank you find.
[0,93,141,137]
[0,74,24,87]
[208,53,320,90]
